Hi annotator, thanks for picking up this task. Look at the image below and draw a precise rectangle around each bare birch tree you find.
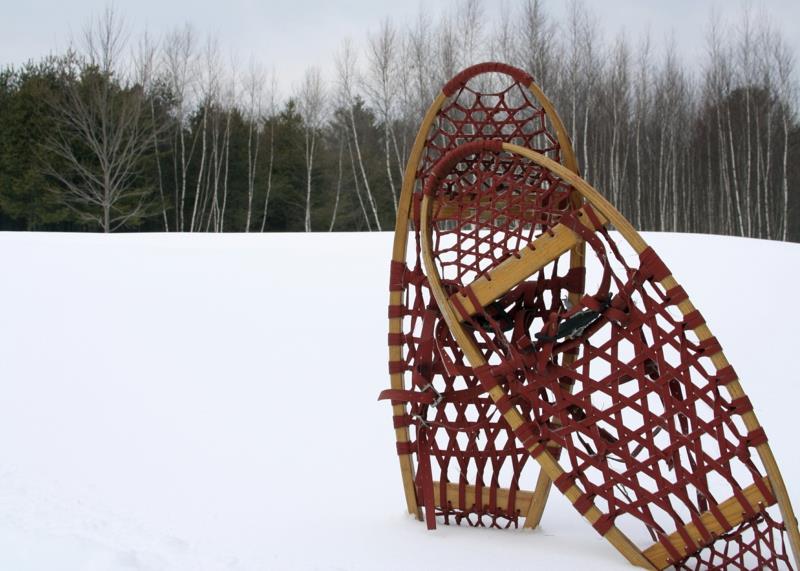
[365,18,400,213]
[515,0,558,92]
[435,15,460,85]
[404,8,437,120]
[632,31,652,228]
[45,6,158,232]
[457,0,485,67]
[771,36,797,241]
[336,39,381,230]
[243,59,265,232]
[297,67,325,232]
[259,71,278,232]
[134,31,170,230]
[208,63,235,232]
[162,24,196,231]
[188,36,222,232]
[329,137,344,231]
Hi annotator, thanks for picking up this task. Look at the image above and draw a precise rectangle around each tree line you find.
[0,1,798,240]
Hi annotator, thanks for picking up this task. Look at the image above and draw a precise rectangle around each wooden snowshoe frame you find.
[419,139,800,570]
[381,63,583,529]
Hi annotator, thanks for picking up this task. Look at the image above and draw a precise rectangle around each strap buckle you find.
[421,383,443,407]
[411,413,431,428]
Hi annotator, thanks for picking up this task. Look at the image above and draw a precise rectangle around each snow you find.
[0,230,797,570]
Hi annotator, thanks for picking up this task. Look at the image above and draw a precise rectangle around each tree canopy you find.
[0,1,797,240]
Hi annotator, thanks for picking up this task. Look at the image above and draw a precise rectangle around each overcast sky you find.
[1,0,798,91]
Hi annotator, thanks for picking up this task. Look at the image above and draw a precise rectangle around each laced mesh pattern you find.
[413,75,562,227]
[425,144,793,569]
[389,66,578,529]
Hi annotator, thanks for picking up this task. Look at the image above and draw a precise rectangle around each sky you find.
[1,0,798,91]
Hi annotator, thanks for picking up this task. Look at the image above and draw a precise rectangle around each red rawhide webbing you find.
[425,143,794,569]
[442,62,534,97]
[382,64,580,529]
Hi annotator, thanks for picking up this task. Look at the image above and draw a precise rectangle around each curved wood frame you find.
[420,141,800,569]
[387,64,582,527]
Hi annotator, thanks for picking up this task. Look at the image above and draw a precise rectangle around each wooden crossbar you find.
[643,478,776,569]
[448,205,607,320]
[435,201,558,222]
[432,481,534,516]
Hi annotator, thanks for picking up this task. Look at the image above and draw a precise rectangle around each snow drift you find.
[0,231,797,570]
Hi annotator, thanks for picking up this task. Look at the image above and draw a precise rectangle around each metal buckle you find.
[421,383,443,407]
[411,413,431,428]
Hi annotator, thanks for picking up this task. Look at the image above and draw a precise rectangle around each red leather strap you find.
[574,494,594,515]
[747,427,768,447]
[389,260,406,291]
[698,336,722,356]
[396,441,415,455]
[666,285,689,304]
[442,62,533,96]
[639,247,670,281]
[658,535,684,564]
[378,388,436,405]
[683,310,706,330]
[554,473,575,493]
[592,514,615,536]
[387,332,404,346]
[716,365,738,385]
[387,361,405,375]
[730,396,753,414]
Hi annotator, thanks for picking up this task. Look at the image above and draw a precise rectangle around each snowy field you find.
[0,230,798,570]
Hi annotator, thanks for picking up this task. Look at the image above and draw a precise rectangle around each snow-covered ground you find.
[0,230,797,570]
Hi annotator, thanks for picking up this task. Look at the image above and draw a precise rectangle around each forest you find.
[0,0,798,240]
